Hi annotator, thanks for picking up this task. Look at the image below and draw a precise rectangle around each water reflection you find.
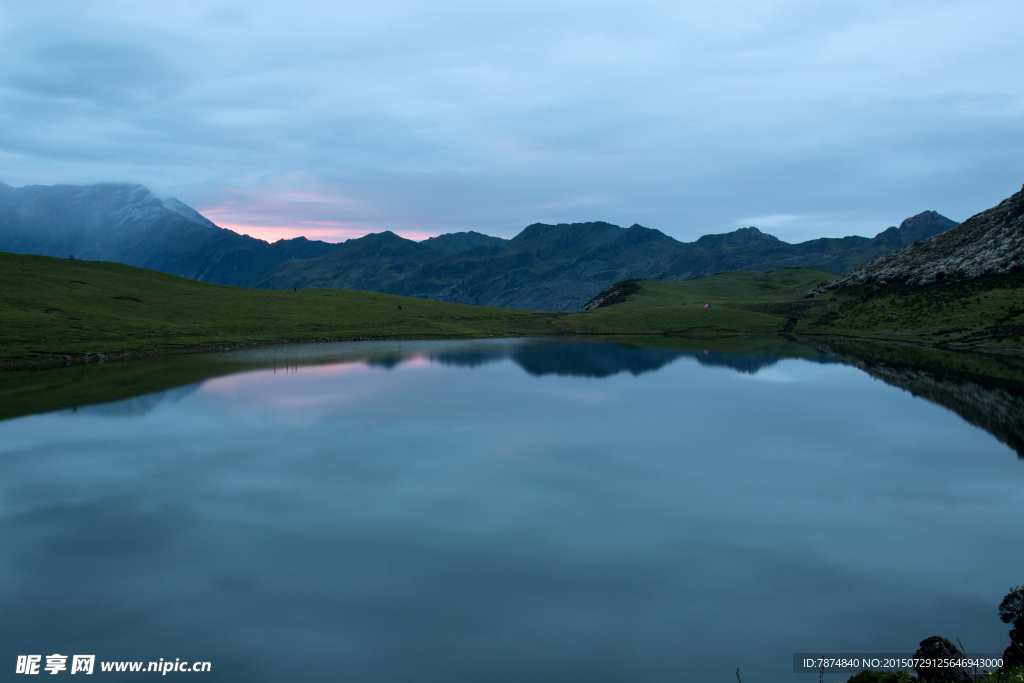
[74,383,201,417]
[430,341,845,377]
[0,338,1023,682]
[2,337,1024,458]
[814,340,1024,458]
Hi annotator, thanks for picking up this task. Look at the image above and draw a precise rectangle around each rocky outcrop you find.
[808,185,1024,296]
[581,279,643,311]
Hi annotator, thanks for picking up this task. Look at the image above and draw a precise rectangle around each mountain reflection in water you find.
[429,340,839,378]
[1,337,1022,457]
[815,340,1024,458]
[2,336,1024,683]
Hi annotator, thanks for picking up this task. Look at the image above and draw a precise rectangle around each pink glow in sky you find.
[215,222,436,243]
[198,188,439,243]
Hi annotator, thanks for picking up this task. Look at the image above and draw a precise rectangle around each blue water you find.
[1,338,1021,682]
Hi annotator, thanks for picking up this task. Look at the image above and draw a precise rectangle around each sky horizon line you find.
[2,0,1019,246]
[2,176,974,247]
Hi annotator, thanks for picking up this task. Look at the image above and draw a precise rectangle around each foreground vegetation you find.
[562,268,836,334]
[0,252,558,363]
[562,268,1024,352]
[840,583,1024,682]
[2,251,1022,368]
[781,271,1024,351]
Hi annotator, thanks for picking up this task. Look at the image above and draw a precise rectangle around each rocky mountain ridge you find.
[254,213,958,310]
[808,185,1024,296]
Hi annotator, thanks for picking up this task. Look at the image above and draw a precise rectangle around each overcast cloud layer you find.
[1,0,1022,243]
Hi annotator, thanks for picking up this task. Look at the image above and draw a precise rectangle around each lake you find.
[1,337,1022,682]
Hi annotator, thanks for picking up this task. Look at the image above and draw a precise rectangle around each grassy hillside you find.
[561,269,837,334]
[554,267,1024,352]
[4,250,1021,366]
[766,271,1024,351]
[0,252,556,363]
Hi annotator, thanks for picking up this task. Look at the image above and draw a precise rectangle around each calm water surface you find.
[1,338,1022,682]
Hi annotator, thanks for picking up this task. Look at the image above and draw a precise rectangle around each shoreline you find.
[4,328,1022,373]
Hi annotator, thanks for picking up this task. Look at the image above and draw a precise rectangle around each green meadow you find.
[562,269,836,334]
[562,268,1024,352]
[0,252,555,363]
[751,271,1024,351]
[3,251,1022,367]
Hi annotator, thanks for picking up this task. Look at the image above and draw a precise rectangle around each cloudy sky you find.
[1,0,1022,244]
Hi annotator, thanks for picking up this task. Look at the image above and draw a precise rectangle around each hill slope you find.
[244,231,447,292]
[0,251,556,363]
[562,269,837,335]
[564,249,1024,352]
[809,185,1023,293]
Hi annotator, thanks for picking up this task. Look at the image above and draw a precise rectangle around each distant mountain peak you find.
[161,197,217,229]
[725,226,780,243]
[900,210,944,229]
[0,181,339,285]
[809,186,1021,294]
[890,209,959,246]
[514,221,622,242]
[422,230,507,255]
[1,180,968,312]
[625,223,663,234]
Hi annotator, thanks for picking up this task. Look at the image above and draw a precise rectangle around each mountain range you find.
[0,182,959,311]
[246,213,957,310]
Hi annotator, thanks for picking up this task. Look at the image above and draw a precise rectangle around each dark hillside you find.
[422,231,507,254]
[0,182,338,286]
[253,213,958,311]
[389,222,681,310]
[244,231,445,291]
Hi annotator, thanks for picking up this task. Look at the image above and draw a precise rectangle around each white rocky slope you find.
[808,184,1024,296]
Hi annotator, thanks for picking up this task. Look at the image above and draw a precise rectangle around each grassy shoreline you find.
[0,251,567,365]
[562,270,1024,354]
[3,252,1023,369]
